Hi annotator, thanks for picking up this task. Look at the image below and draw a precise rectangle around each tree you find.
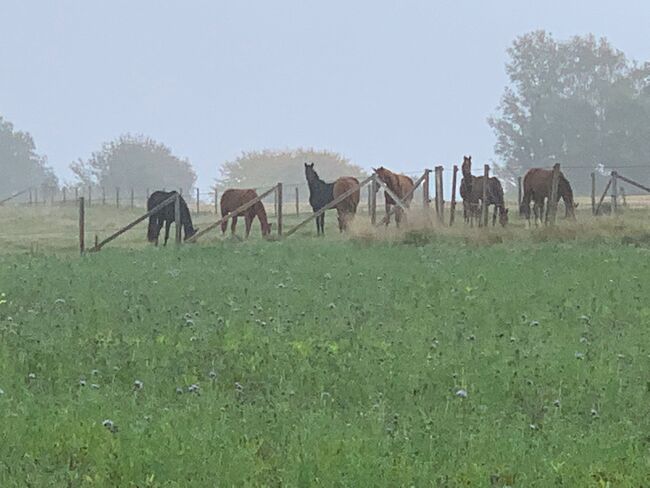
[217,148,366,195]
[489,31,650,194]
[71,134,196,195]
[0,116,57,198]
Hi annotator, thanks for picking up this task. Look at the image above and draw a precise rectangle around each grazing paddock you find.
[1,220,650,485]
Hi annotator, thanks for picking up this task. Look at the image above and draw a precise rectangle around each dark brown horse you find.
[459,156,508,226]
[520,168,577,225]
[332,177,360,232]
[220,189,272,238]
[147,190,197,245]
[373,167,414,227]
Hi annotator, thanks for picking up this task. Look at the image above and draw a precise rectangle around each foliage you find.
[490,31,650,193]
[70,134,196,195]
[0,115,57,198]
[217,148,366,193]
[0,240,649,485]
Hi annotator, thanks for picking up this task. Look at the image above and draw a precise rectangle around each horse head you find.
[184,226,199,242]
[304,162,317,183]
[262,222,273,237]
[499,207,509,227]
[461,155,472,178]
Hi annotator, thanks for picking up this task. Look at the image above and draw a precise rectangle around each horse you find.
[373,166,414,227]
[146,190,197,245]
[520,168,577,225]
[220,189,272,238]
[332,177,360,232]
[459,156,508,226]
[304,163,334,235]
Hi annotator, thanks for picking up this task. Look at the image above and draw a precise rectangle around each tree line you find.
[3,30,650,198]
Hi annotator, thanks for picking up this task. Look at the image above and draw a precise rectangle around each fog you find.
[1,0,649,191]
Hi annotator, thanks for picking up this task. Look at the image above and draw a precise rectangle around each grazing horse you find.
[147,190,197,245]
[520,168,577,225]
[304,163,334,235]
[332,177,360,232]
[373,167,415,227]
[220,189,272,238]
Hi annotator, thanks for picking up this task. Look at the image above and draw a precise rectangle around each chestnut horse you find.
[220,189,272,238]
[373,167,414,227]
[520,168,577,225]
[332,177,360,232]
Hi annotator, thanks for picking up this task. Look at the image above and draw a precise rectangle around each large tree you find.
[217,148,366,194]
[0,116,57,198]
[489,31,650,194]
[71,134,196,194]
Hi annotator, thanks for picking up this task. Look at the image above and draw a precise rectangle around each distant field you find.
[1,204,650,485]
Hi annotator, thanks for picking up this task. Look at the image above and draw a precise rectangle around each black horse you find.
[146,191,198,245]
[304,163,334,235]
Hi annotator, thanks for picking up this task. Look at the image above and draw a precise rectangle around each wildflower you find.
[235,382,244,393]
[590,408,598,417]
[27,373,36,380]
[579,336,589,344]
[102,419,118,433]
[553,399,561,407]
[510,336,516,343]
[0,388,4,395]
[455,389,468,398]
[79,379,87,387]
[90,383,100,389]
[324,273,332,280]
[575,352,584,360]
[529,423,538,430]
[208,370,217,380]
[327,303,336,309]
[467,334,476,341]
[54,298,66,305]
[529,320,540,327]
[188,384,200,394]
[91,369,100,376]
[175,387,184,395]
[133,380,143,391]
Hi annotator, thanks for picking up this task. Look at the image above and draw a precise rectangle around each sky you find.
[1,0,649,190]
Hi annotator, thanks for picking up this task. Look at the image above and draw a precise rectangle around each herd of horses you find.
[145,158,577,244]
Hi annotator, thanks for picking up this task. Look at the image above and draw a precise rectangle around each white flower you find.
[467,334,476,341]
[27,373,36,380]
[235,382,244,393]
[90,383,100,389]
[175,387,183,394]
[91,369,100,376]
[529,423,538,430]
[575,352,584,360]
[590,408,598,417]
[455,389,468,398]
[188,384,200,394]
[553,399,561,407]
[79,379,87,387]
[102,419,118,433]
[133,380,143,390]
[208,370,217,379]
[529,320,540,327]
[0,388,4,395]
[54,298,66,304]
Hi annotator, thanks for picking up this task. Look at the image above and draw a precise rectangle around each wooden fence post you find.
[74,187,78,202]
[63,187,67,203]
[196,188,200,215]
[79,197,85,255]
[102,186,106,205]
[214,189,218,214]
[116,187,120,208]
[277,183,283,236]
[174,193,182,245]
[273,187,277,216]
[29,188,33,205]
[50,189,54,205]
[131,188,134,209]
[547,163,561,224]
[370,177,377,225]
[88,186,91,206]
[591,172,596,215]
[482,164,490,227]
[611,171,618,214]
[435,166,444,223]
[450,165,458,226]
[517,176,522,208]
[423,169,431,208]
[295,187,299,216]
[367,185,372,215]
[34,188,38,205]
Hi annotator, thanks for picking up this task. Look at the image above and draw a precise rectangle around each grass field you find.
[1,204,650,486]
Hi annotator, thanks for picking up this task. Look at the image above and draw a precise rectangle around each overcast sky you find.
[1,0,649,188]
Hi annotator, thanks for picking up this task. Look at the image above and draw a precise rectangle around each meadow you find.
[1,203,650,486]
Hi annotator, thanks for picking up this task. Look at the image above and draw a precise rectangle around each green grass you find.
[1,235,650,486]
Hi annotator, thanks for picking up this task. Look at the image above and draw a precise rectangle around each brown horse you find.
[373,167,415,227]
[332,177,360,232]
[459,156,508,226]
[220,189,272,238]
[520,168,577,225]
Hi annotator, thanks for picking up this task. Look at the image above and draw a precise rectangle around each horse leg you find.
[154,218,163,246]
[492,205,497,226]
[385,202,391,226]
[337,210,344,233]
[163,220,171,246]
[244,215,252,238]
[231,216,238,236]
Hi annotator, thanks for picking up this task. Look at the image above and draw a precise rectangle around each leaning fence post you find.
[196,187,200,215]
[591,172,596,215]
[547,163,561,225]
[482,164,490,227]
[295,187,299,216]
[174,193,182,245]
[277,183,283,236]
[79,197,85,255]
[611,171,618,214]
[450,165,458,226]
